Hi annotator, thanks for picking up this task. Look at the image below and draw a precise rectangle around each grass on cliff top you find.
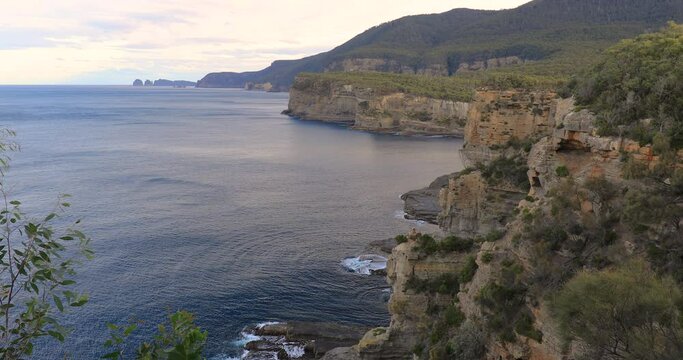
[293,71,565,102]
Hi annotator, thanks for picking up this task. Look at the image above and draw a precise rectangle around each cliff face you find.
[324,58,449,77]
[438,171,525,238]
[378,97,683,360]
[286,78,469,136]
[323,56,528,76]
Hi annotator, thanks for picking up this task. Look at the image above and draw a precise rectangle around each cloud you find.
[0,0,532,84]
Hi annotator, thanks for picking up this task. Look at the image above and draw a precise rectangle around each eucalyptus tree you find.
[0,129,92,358]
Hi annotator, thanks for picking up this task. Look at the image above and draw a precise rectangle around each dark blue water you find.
[0,86,463,359]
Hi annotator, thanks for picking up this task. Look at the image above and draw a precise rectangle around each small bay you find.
[0,86,463,359]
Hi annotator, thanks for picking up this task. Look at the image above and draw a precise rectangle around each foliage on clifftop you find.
[293,72,564,102]
[552,261,683,359]
[573,22,683,148]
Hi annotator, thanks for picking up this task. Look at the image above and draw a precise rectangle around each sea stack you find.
[133,79,143,86]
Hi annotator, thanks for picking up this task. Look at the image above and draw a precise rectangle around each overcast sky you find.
[0,0,531,84]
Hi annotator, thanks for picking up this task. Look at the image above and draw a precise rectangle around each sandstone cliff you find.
[285,76,469,136]
[331,93,683,360]
[324,58,449,77]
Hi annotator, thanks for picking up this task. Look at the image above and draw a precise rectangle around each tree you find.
[551,260,683,360]
[0,129,93,358]
[102,311,207,360]
[573,22,683,148]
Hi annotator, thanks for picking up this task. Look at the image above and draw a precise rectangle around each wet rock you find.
[366,238,396,254]
[341,255,387,275]
[401,173,452,223]
[245,322,372,358]
[319,346,360,360]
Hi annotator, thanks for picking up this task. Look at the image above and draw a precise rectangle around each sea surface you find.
[0,86,464,359]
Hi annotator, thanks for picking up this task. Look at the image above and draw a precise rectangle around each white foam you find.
[208,355,240,360]
[255,321,281,329]
[341,255,387,275]
[393,210,426,226]
[394,210,408,219]
[232,331,262,347]
[283,343,306,358]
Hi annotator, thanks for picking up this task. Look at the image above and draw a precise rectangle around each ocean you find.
[0,86,464,359]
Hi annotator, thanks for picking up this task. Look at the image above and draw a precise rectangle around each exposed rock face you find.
[133,79,143,86]
[144,79,153,86]
[325,58,449,77]
[527,108,683,197]
[399,90,566,236]
[400,174,452,223]
[438,171,526,237]
[456,56,528,73]
[249,322,371,359]
[286,79,469,136]
[245,82,274,91]
[354,232,467,360]
[461,90,571,165]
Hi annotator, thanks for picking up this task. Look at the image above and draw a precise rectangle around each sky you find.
[0,0,531,85]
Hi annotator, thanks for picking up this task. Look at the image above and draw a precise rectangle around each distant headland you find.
[133,79,197,88]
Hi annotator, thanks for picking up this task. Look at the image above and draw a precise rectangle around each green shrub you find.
[415,234,478,255]
[483,229,505,242]
[0,130,93,358]
[103,311,207,360]
[622,156,649,179]
[430,322,448,344]
[623,188,683,232]
[583,176,617,204]
[672,168,683,195]
[555,165,569,177]
[443,305,466,328]
[477,279,529,343]
[415,234,439,255]
[478,155,530,189]
[551,260,683,359]
[412,343,424,357]
[407,273,460,295]
[395,234,408,244]
[514,312,543,343]
[441,236,474,252]
[573,23,683,149]
[447,321,486,360]
[372,328,387,336]
[481,252,494,263]
[459,256,479,283]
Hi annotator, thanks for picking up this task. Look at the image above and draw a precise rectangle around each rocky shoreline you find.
[239,322,373,360]
[243,86,662,360]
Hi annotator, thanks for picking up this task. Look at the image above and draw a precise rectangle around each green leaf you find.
[9,200,20,206]
[24,341,33,355]
[47,330,65,342]
[44,213,57,222]
[101,351,122,359]
[70,297,88,307]
[53,295,64,312]
[124,323,137,336]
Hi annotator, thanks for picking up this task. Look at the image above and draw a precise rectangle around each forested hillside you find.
[197,0,683,89]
